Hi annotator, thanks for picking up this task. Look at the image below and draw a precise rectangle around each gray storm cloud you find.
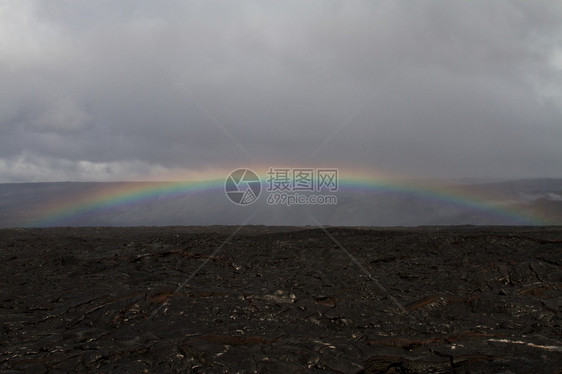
[1,0,561,182]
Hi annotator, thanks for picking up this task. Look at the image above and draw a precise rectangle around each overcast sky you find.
[1,0,561,182]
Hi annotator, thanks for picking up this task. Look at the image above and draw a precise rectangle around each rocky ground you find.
[0,226,561,373]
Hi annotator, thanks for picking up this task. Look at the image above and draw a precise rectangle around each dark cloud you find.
[1,0,561,182]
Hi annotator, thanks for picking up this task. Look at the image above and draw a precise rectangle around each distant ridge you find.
[1,179,561,228]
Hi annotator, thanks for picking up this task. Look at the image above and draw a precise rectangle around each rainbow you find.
[342,177,553,225]
[22,167,558,227]
[23,179,224,227]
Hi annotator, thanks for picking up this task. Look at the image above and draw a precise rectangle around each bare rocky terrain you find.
[1,226,561,373]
